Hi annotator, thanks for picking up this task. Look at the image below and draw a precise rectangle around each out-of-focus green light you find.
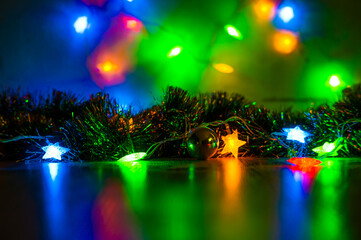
[167,46,182,58]
[224,25,243,40]
[118,152,147,162]
[329,75,341,87]
[188,143,194,151]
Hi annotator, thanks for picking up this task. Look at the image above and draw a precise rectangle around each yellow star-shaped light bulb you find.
[42,142,69,161]
[221,130,246,158]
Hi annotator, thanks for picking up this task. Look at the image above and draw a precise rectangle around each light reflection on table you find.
[0,158,358,239]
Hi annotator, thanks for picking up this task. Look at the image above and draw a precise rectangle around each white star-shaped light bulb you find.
[283,126,311,143]
[42,142,69,161]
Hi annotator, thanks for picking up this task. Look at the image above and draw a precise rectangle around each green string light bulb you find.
[224,25,243,40]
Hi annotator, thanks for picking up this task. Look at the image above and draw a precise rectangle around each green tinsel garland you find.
[1,85,361,162]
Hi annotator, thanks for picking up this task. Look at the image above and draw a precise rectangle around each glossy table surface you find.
[1,158,361,240]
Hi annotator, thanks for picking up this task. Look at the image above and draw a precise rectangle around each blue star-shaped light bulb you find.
[42,142,69,161]
[283,126,311,143]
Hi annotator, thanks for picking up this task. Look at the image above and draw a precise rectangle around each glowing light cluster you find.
[74,16,90,34]
[273,31,298,54]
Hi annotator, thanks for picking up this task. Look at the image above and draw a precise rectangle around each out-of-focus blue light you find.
[273,2,304,32]
[74,16,90,34]
[279,6,294,23]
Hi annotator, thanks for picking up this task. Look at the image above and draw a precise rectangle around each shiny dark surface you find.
[1,158,361,240]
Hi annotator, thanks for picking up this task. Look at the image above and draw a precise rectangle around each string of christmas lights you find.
[1,85,361,164]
